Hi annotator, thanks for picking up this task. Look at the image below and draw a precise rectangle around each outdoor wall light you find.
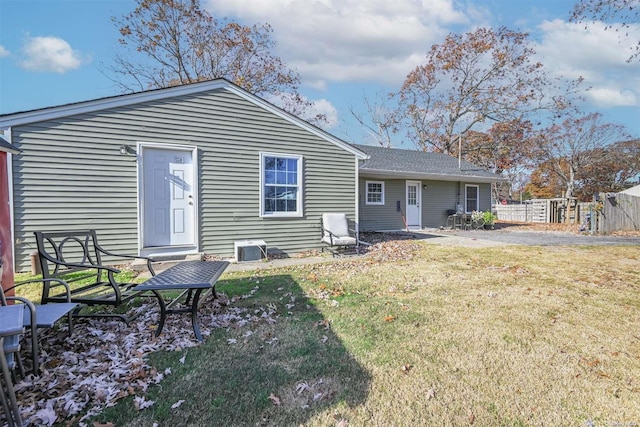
[422,184,428,190]
[119,144,137,156]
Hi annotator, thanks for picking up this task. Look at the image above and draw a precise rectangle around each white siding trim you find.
[4,128,17,271]
[137,142,200,255]
[365,180,385,205]
[354,156,360,234]
[465,184,480,213]
[259,151,304,218]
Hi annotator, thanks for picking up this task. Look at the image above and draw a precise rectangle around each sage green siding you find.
[359,178,492,231]
[359,179,406,231]
[10,88,357,271]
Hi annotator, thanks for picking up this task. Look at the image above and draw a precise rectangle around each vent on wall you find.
[234,240,267,262]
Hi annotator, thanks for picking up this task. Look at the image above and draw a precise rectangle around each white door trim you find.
[137,142,199,257]
[405,180,422,230]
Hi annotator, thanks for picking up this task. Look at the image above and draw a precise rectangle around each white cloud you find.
[0,45,9,58]
[202,0,639,130]
[535,19,640,108]
[306,98,340,129]
[204,0,468,87]
[588,87,638,108]
[19,36,89,73]
[266,92,339,129]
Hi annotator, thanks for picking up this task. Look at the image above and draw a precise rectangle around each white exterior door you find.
[405,181,421,229]
[141,146,196,248]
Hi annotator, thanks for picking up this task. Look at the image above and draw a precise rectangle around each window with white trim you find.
[366,181,385,205]
[465,184,479,213]
[260,153,303,217]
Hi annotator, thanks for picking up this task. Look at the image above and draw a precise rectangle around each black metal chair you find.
[33,230,158,324]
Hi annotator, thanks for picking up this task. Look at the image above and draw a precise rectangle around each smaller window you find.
[465,184,479,213]
[366,181,385,205]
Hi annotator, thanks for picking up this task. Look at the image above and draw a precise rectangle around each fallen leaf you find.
[269,393,281,406]
[171,399,186,409]
[134,395,155,410]
[426,387,436,400]
[401,364,412,374]
[384,315,396,322]
[32,401,57,426]
[296,382,310,394]
[316,320,331,329]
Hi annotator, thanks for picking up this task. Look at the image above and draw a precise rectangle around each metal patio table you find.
[134,260,229,341]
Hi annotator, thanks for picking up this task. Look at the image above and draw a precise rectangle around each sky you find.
[1,0,639,147]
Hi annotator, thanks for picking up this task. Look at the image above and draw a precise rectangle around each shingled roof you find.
[353,144,504,183]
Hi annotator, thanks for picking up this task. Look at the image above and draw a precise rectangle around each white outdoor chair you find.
[320,213,359,255]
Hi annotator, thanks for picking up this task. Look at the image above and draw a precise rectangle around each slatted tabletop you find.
[135,260,229,291]
[133,260,230,341]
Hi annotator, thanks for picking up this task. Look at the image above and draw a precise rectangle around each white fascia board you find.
[0,80,229,127]
[359,169,507,183]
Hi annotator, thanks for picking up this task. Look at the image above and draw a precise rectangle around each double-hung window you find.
[260,153,303,217]
[465,184,479,213]
[366,181,385,205]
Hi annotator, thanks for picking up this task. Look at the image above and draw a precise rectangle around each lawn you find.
[16,241,640,426]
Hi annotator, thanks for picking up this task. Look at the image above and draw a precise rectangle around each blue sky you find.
[1,0,639,145]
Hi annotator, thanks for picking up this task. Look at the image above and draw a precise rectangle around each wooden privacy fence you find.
[494,194,640,233]
[494,202,545,222]
[596,192,640,233]
[495,199,577,223]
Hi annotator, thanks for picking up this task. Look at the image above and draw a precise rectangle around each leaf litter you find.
[11,287,276,426]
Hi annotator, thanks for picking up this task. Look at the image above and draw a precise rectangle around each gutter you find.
[359,168,507,183]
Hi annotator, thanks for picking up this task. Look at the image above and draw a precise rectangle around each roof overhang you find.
[0,78,367,160]
[359,168,507,183]
[0,137,20,155]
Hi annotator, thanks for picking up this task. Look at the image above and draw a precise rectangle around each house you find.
[1,79,503,272]
[620,184,640,197]
[353,144,504,231]
[0,79,367,271]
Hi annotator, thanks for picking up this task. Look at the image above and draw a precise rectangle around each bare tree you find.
[571,0,640,62]
[533,112,630,198]
[110,0,325,124]
[348,92,398,148]
[396,27,581,155]
[575,138,640,197]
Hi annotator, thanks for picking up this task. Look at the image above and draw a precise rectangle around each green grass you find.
[13,269,141,302]
[19,243,640,426]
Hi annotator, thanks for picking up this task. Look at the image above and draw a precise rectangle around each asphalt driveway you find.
[443,229,640,246]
